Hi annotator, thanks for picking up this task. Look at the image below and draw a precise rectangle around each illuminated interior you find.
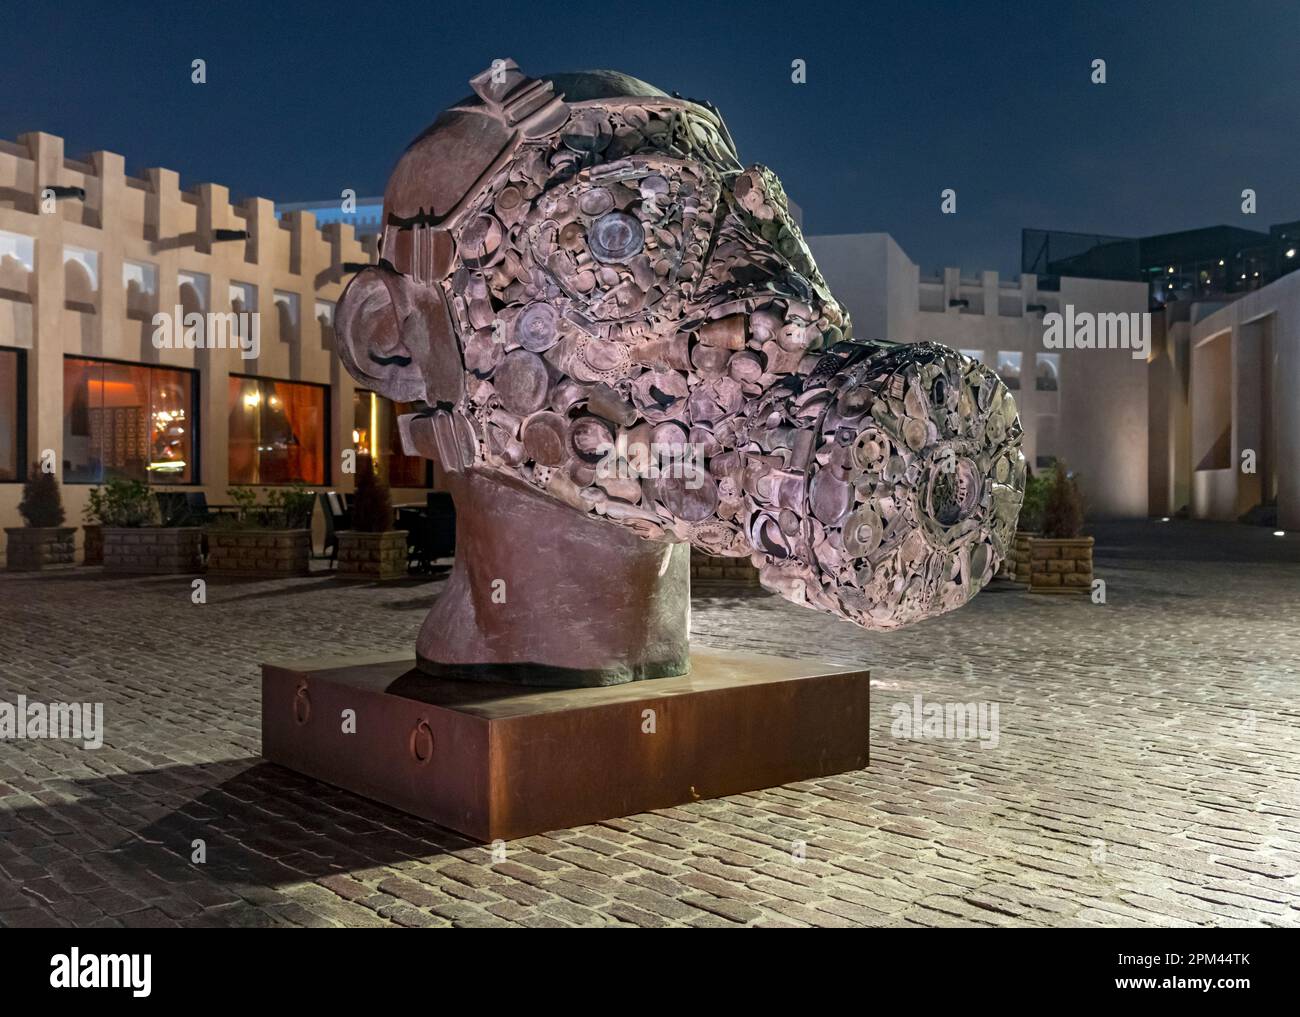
[62,356,195,484]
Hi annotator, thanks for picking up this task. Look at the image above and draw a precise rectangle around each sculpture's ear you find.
[334,266,464,406]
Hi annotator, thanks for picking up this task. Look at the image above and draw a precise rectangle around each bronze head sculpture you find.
[335,61,1025,685]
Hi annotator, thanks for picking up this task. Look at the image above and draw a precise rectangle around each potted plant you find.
[5,467,75,570]
[336,457,407,580]
[206,485,316,576]
[689,546,760,585]
[83,485,106,565]
[999,469,1050,583]
[98,478,203,574]
[1028,463,1092,594]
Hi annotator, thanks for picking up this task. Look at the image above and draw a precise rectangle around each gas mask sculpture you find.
[336,61,1025,684]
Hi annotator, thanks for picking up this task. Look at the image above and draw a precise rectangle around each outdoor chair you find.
[425,491,456,562]
[153,491,190,527]
[319,491,351,564]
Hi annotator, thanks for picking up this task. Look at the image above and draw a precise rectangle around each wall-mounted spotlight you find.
[42,185,86,201]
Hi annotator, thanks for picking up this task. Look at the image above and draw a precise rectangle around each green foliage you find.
[84,485,105,525]
[268,486,316,529]
[351,456,392,533]
[226,487,258,523]
[18,467,65,528]
[89,478,158,527]
[1016,471,1052,533]
[1041,462,1085,539]
[216,485,315,530]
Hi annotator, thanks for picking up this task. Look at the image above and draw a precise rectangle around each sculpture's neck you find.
[417,468,691,687]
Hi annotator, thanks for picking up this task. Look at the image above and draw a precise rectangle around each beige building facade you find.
[811,230,1300,529]
[809,233,1151,518]
[0,131,443,560]
[1157,269,1300,530]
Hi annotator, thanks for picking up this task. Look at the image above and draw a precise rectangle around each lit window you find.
[229,281,257,313]
[178,270,209,315]
[63,356,196,484]
[274,291,300,342]
[1036,353,1060,392]
[1035,415,1058,471]
[228,375,327,485]
[123,260,158,318]
[0,348,25,482]
[0,232,35,295]
[64,246,99,307]
[997,351,1021,390]
[0,232,34,270]
[353,390,428,488]
[316,300,336,346]
[228,282,258,342]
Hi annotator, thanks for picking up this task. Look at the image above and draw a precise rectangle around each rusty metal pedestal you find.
[262,650,869,841]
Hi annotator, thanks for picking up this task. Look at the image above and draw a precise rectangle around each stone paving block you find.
[680,892,762,924]
[603,902,674,928]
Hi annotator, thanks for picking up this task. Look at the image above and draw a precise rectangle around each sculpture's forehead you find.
[552,97,742,171]
[383,87,742,227]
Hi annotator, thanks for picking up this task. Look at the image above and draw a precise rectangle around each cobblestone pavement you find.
[1,521,1298,928]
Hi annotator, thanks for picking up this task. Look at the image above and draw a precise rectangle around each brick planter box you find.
[997,529,1036,584]
[207,529,311,576]
[689,547,761,585]
[1028,536,1093,594]
[103,527,202,574]
[5,527,76,571]
[83,523,104,566]
[336,529,408,581]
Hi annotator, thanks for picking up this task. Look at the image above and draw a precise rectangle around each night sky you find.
[2,0,1296,275]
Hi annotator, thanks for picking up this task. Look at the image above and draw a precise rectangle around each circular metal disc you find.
[522,412,568,467]
[494,349,550,415]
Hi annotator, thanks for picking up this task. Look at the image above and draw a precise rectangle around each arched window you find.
[1036,353,1060,392]
[64,247,99,309]
[178,270,210,317]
